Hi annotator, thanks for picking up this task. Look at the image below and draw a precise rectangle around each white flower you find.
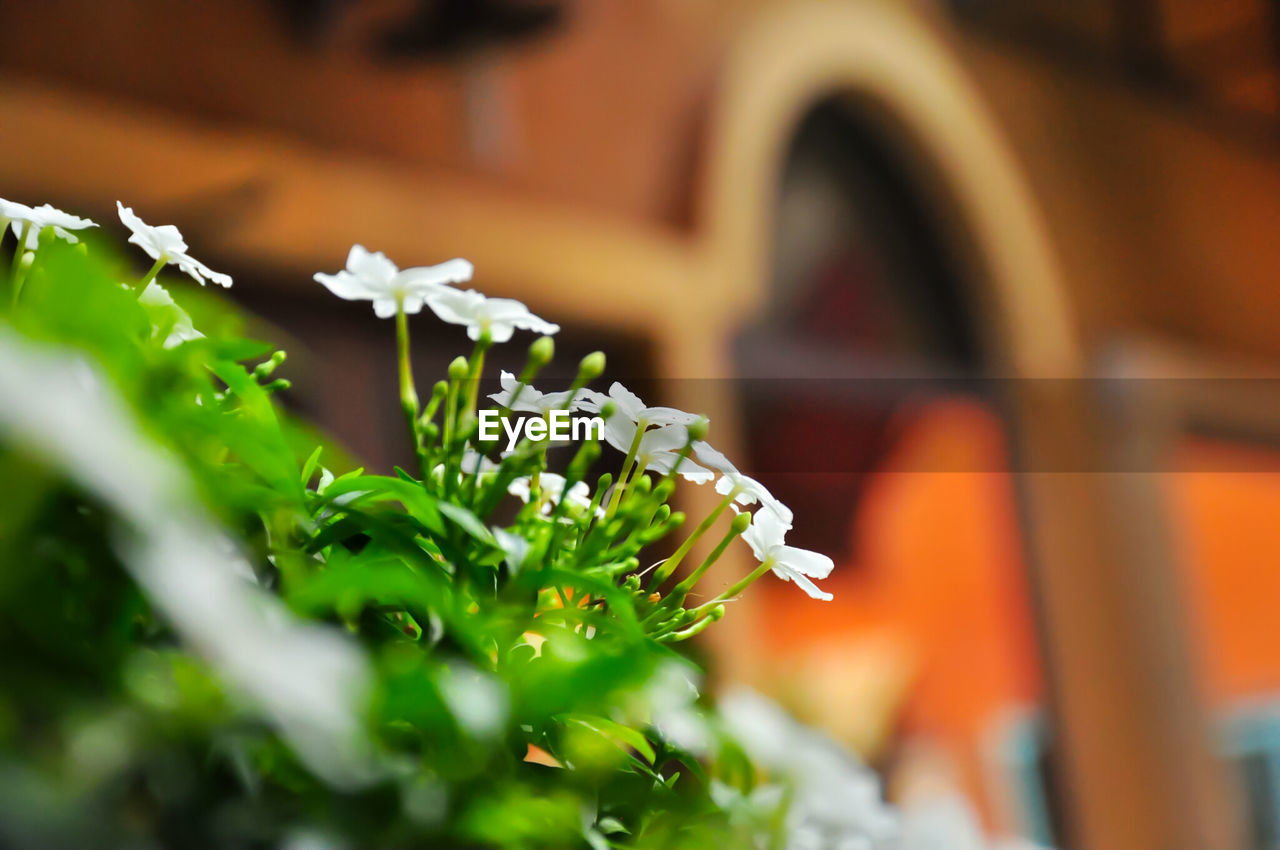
[740,509,833,601]
[117,202,232,288]
[2,198,97,248]
[632,423,712,483]
[314,246,472,319]
[508,472,601,518]
[460,448,499,475]
[692,440,793,525]
[576,382,699,427]
[430,449,499,488]
[577,384,709,481]
[427,288,559,343]
[488,370,578,414]
[137,281,204,349]
[0,197,27,228]
[716,472,793,529]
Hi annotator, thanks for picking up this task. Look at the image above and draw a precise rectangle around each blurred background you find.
[5,1,1280,848]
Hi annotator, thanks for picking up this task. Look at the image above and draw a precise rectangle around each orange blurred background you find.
[6,2,1280,848]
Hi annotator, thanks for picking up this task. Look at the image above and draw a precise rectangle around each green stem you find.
[605,422,645,520]
[134,255,168,295]
[395,304,420,432]
[695,561,774,611]
[665,520,745,607]
[648,491,735,589]
[463,337,491,417]
[657,610,724,643]
[9,222,31,307]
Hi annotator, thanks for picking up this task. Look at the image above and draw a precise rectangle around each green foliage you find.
[0,229,782,848]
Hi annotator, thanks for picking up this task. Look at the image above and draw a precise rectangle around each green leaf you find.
[597,816,629,835]
[300,445,324,487]
[322,475,444,535]
[437,501,496,546]
[563,714,656,764]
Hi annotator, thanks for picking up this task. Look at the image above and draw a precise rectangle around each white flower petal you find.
[400,257,474,288]
[2,199,96,247]
[644,451,714,484]
[776,545,834,580]
[692,441,736,474]
[313,270,365,301]
[426,287,558,341]
[481,320,516,343]
[177,255,233,288]
[607,383,646,420]
[773,556,833,600]
[346,245,398,287]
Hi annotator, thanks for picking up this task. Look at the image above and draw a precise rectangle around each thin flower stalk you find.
[605,424,646,520]
[648,490,737,589]
[661,511,751,613]
[9,222,30,307]
[134,255,168,294]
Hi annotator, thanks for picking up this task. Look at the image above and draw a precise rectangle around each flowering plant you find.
[0,197,1015,850]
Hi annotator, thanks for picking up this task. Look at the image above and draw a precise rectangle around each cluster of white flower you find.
[508,471,603,521]
[313,244,557,341]
[483,369,833,599]
[3,197,235,345]
[323,238,836,602]
[2,197,834,603]
[3,197,235,289]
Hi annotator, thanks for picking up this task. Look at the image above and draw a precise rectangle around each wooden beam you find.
[0,77,708,340]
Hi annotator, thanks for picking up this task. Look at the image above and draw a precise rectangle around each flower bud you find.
[651,479,675,503]
[686,416,709,443]
[253,350,288,379]
[707,604,726,622]
[448,356,469,382]
[528,335,555,368]
[630,475,652,497]
[577,351,606,382]
[730,510,752,534]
